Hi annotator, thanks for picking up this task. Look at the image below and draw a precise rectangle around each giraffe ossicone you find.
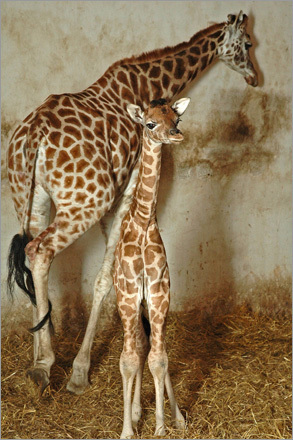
[114,97,190,438]
[6,10,258,394]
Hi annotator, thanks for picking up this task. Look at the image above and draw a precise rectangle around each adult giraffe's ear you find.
[127,104,144,124]
[172,97,191,116]
[228,11,248,28]
[236,10,248,28]
[227,13,236,25]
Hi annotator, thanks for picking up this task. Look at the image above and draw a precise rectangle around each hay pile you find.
[1,306,292,439]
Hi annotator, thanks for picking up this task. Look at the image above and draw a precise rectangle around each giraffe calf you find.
[113,97,190,438]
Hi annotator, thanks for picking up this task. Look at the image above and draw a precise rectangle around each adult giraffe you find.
[7,11,258,393]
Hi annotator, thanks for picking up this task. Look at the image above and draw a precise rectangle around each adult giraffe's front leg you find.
[67,165,139,394]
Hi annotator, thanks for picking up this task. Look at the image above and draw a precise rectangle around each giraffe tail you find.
[7,119,53,333]
[7,126,37,305]
[7,231,54,333]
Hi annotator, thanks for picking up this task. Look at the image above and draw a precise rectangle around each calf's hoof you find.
[154,425,166,436]
[26,368,50,394]
[120,430,134,439]
[131,403,142,427]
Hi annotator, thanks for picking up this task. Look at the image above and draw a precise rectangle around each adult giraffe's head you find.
[218,11,258,87]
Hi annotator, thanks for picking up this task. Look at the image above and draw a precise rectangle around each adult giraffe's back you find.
[7,11,258,393]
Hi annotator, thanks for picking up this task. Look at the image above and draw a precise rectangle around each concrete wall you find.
[1,1,292,330]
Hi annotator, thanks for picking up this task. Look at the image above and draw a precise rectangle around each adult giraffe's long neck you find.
[92,22,225,106]
[130,134,162,228]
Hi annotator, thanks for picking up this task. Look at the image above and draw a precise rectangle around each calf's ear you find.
[172,97,191,116]
[127,104,144,124]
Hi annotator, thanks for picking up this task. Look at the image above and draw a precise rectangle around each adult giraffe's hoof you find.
[26,368,50,394]
[174,413,186,430]
[66,369,89,395]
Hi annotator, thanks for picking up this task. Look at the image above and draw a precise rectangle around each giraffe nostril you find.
[170,128,180,135]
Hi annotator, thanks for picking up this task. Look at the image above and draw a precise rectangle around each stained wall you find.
[1,1,292,329]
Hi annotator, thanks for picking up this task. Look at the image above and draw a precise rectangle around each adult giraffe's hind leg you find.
[21,184,52,392]
[25,206,99,391]
[26,250,55,392]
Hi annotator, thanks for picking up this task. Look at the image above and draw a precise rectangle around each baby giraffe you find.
[113,97,190,438]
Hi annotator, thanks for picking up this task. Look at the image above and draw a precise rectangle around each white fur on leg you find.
[67,258,113,394]
[33,307,40,364]
[153,374,166,436]
[149,355,168,436]
[120,353,140,439]
[29,253,55,380]
[28,183,51,367]
[131,369,143,427]
[165,371,185,430]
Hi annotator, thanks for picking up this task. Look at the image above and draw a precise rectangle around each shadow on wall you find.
[160,87,291,315]
[165,88,291,178]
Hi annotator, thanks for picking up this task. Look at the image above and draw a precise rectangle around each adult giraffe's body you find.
[7,11,258,393]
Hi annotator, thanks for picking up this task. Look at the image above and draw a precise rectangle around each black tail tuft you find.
[7,233,36,304]
[7,232,53,333]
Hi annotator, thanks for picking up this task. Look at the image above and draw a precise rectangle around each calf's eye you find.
[146,123,156,130]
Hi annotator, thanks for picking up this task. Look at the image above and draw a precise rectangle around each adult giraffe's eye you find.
[245,42,252,50]
[146,123,157,130]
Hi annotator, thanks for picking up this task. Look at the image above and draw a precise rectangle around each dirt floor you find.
[1,305,292,439]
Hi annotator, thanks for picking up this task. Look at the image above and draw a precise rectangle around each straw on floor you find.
[1,305,292,439]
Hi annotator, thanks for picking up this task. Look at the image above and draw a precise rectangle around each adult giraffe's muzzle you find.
[245,72,258,87]
[245,63,258,87]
